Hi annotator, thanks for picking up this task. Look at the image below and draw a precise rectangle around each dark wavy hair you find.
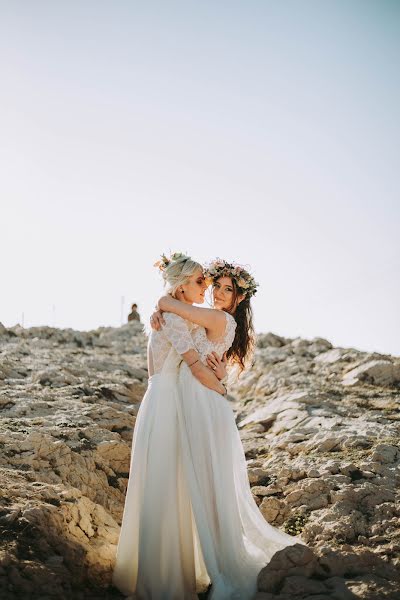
[216,277,255,373]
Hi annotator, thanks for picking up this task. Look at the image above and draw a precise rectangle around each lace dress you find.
[112,312,204,599]
[176,311,305,599]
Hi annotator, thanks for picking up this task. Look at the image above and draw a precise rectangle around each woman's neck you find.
[174,291,193,305]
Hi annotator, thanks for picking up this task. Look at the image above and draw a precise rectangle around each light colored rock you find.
[342,359,400,386]
[238,391,311,428]
[257,332,287,348]
[1,323,399,598]
[314,348,345,364]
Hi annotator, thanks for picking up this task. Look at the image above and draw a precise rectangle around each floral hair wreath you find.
[153,251,188,272]
[203,258,259,298]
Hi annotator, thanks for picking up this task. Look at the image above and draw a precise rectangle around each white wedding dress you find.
[112,311,305,600]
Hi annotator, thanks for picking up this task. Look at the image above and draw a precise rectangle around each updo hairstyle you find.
[162,254,203,298]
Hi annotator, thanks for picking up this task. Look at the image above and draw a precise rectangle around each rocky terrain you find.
[0,321,399,599]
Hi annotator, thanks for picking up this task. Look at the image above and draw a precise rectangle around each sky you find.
[1,0,399,356]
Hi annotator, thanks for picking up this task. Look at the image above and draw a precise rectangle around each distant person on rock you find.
[127,303,141,323]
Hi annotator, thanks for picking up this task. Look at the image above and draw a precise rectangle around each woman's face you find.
[180,268,207,304]
[212,276,235,311]
[213,276,245,312]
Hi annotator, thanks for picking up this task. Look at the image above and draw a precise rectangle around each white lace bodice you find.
[190,311,237,363]
[148,312,195,375]
[148,310,237,376]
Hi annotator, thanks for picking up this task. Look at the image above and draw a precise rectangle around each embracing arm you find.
[181,349,226,395]
[160,312,226,395]
[158,295,226,335]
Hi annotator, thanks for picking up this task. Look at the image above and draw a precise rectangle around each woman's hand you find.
[206,351,227,381]
[150,309,165,331]
[190,359,227,396]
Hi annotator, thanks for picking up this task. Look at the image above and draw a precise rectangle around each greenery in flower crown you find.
[203,258,259,298]
[153,251,187,272]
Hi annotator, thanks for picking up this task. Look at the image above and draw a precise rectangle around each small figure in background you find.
[128,303,141,323]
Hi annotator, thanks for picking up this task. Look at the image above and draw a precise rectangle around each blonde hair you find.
[162,254,203,297]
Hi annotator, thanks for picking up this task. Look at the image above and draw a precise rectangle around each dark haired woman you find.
[151,258,305,600]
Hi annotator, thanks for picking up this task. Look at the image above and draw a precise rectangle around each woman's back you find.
[147,312,196,376]
[190,311,237,364]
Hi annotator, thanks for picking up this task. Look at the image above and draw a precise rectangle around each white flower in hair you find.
[153,251,189,272]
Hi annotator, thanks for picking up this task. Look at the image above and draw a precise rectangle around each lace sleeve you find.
[161,312,196,356]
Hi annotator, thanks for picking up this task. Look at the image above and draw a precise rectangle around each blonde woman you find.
[112,253,227,599]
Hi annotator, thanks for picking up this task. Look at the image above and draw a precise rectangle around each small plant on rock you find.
[283,510,309,536]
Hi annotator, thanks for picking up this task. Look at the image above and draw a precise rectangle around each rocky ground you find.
[0,322,399,599]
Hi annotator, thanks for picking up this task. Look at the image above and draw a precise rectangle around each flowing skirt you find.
[176,362,306,600]
[112,372,210,599]
[112,367,306,600]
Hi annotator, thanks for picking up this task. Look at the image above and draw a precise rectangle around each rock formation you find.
[0,322,399,599]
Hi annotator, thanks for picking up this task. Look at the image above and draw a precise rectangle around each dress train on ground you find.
[112,355,305,599]
[176,362,306,600]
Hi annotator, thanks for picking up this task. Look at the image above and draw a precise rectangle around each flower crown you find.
[203,258,259,298]
[153,251,188,272]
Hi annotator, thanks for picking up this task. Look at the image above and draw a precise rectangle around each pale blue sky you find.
[1,1,399,355]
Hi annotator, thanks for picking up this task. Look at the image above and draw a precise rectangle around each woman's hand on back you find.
[150,309,165,331]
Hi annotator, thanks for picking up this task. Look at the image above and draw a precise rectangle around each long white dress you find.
[112,312,204,599]
[112,311,305,600]
[175,311,305,600]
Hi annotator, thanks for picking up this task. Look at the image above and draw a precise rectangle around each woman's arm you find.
[158,295,226,336]
[160,312,225,395]
[181,349,226,395]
